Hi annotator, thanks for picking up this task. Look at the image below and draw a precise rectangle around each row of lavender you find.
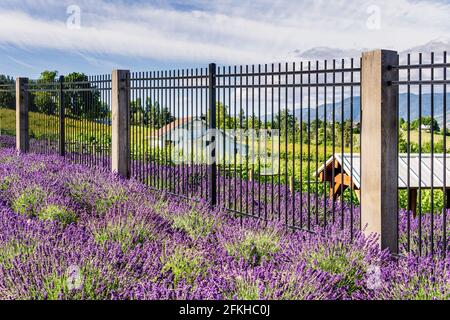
[0,140,448,299]
[14,135,448,257]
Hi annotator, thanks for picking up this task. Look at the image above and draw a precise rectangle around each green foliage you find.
[34,263,120,300]
[130,99,175,128]
[410,117,440,132]
[12,186,46,217]
[94,189,128,214]
[64,72,107,119]
[0,75,15,109]
[387,268,450,300]
[172,209,217,238]
[206,103,236,129]
[93,215,155,251]
[272,109,298,137]
[38,205,77,226]
[161,247,206,286]
[233,277,260,300]
[399,189,445,213]
[0,240,36,269]
[32,71,59,115]
[72,132,111,149]
[0,176,12,191]
[66,180,128,214]
[225,229,280,266]
[305,242,366,295]
[399,131,449,154]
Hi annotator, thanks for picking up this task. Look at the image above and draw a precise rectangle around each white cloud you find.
[0,0,448,64]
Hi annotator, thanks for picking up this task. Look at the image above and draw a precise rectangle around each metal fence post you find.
[59,75,65,157]
[361,50,399,254]
[16,77,29,153]
[111,70,131,179]
[208,63,217,206]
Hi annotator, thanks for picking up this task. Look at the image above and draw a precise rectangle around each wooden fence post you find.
[16,77,29,153]
[361,50,399,254]
[111,70,130,179]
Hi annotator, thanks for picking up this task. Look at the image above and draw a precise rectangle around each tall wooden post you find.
[361,50,399,254]
[16,77,29,153]
[111,70,130,178]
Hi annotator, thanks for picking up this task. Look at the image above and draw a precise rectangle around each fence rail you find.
[1,49,449,258]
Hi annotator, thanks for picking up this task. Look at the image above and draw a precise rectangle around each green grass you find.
[405,129,450,147]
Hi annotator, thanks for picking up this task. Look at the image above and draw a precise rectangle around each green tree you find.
[144,100,175,129]
[33,71,58,115]
[344,120,353,148]
[206,103,235,129]
[411,117,440,132]
[0,75,15,109]
[64,72,106,119]
[272,109,298,139]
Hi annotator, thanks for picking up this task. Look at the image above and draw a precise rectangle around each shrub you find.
[93,214,155,251]
[0,176,12,191]
[66,180,128,215]
[11,186,45,217]
[225,229,281,266]
[35,263,120,300]
[304,241,367,295]
[233,276,260,300]
[172,209,217,239]
[161,246,206,286]
[0,239,36,269]
[38,205,77,226]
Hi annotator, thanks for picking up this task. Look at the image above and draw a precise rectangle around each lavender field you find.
[0,136,448,300]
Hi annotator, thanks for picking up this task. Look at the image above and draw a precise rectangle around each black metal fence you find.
[0,77,16,137]
[25,76,112,168]
[27,78,61,154]
[2,50,449,258]
[129,69,209,200]
[392,51,449,257]
[62,75,112,169]
[129,60,362,236]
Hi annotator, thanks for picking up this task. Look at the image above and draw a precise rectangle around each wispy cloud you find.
[6,54,40,71]
[0,0,448,65]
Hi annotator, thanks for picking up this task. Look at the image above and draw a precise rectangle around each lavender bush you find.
[0,145,448,300]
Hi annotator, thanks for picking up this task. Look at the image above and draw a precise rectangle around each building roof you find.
[149,117,194,138]
[317,154,450,189]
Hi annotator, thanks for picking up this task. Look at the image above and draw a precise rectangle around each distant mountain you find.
[292,47,364,61]
[278,37,450,127]
[288,37,450,63]
[288,93,450,127]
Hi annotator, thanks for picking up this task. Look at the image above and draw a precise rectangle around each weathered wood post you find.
[16,77,29,153]
[111,70,130,179]
[361,50,399,254]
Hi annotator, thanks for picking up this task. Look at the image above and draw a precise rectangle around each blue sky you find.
[0,0,449,78]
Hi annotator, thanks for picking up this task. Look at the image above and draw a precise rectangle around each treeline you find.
[400,117,449,136]
[32,71,109,120]
[0,75,15,109]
